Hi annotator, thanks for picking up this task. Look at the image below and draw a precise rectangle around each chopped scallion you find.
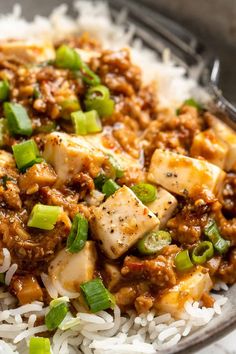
[85,110,102,133]
[174,249,193,272]
[137,230,172,255]
[183,98,202,110]
[0,118,7,147]
[102,179,120,197]
[60,98,81,119]
[204,220,230,254]
[94,173,108,191]
[81,63,101,86]
[12,140,43,171]
[80,278,115,313]
[45,302,68,330]
[108,155,124,179]
[27,204,62,230]
[72,110,102,135]
[29,337,51,354]
[192,241,214,264]
[0,80,9,101]
[55,45,82,70]
[4,102,32,136]
[85,85,114,117]
[72,111,87,135]
[67,213,88,253]
[131,183,157,204]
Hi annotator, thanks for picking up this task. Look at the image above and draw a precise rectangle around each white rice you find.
[0,2,227,353]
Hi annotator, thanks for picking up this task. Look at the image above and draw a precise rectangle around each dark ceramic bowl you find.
[0,0,235,352]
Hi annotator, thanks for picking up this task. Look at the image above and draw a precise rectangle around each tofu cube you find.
[146,187,177,227]
[190,129,228,169]
[85,132,142,172]
[43,132,106,183]
[206,113,236,171]
[148,149,225,197]
[90,186,159,259]
[48,241,97,294]
[154,266,213,318]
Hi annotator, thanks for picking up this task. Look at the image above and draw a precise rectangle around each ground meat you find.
[18,162,57,195]
[71,172,95,200]
[217,248,236,284]
[221,173,236,218]
[142,105,204,166]
[0,158,22,210]
[40,186,90,219]
[167,203,210,245]
[0,215,69,271]
[135,294,154,314]
[96,48,141,96]
[121,254,177,288]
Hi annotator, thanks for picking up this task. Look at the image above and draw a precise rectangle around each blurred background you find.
[0,0,235,103]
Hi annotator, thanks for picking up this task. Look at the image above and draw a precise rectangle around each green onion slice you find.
[66,213,88,253]
[4,102,32,136]
[27,204,62,231]
[81,63,101,86]
[94,173,108,191]
[35,121,56,134]
[131,183,157,204]
[0,118,7,147]
[0,80,9,101]
[60,98,81,120]
[137,230,172,255]
[102,179,120,197]
[174,249,194,272]
[80,278,115,313]
[183,98,202,111]
[45,302,68,331]
[12,140,43,171]
[108,155,124,179]
[85,110,102,133]
[85,85,114,117]
[192,241,214,264]
[55,45,82,70]
[72,111,87,135]
[29,337,51,354]
[72,110,102,135]
[204,220,230,254]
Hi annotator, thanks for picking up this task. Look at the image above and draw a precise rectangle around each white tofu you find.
[0,40,55,63]
[90,186,159,259]
[85,131,142,173]
[104,263,122,291]
[190,129,229,169]
[146,187,177,228]
[154,266,213,318]
[148,149,225,197]
[43,132,106,183]
[48,241,97,295]
[206,114,236,171]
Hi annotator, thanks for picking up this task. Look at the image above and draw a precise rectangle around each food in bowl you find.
[0,2,235,353]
